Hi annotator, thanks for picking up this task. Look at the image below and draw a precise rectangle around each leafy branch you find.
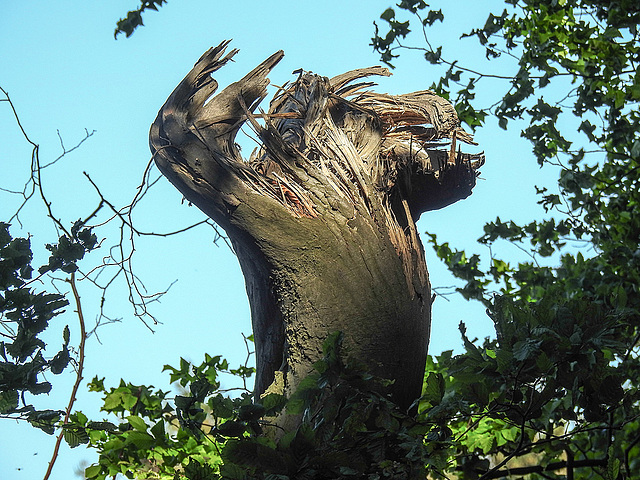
[481,457,607,479]
[2,80,235,473]
[114,0,167,38]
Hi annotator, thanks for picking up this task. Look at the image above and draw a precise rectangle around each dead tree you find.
[150,40,484,412]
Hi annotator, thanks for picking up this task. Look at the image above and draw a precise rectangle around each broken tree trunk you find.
[150,41,484,413]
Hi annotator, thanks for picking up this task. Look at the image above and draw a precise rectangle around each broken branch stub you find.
[150,41,484,411]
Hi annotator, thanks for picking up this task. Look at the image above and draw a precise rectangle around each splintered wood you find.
[242,66,484,220]
[149,42,487,410]
[151,40,484,223]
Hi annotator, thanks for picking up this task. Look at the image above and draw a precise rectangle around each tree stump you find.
[150,40,484,413]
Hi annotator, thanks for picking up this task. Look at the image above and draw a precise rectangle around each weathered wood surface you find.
[150,40,484,411]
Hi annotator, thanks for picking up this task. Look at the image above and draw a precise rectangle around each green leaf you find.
[63,426,90,448]
[84,465,101,479]
[0,390,19,414]
[174,394,195,411]
[124,431,156,449]
[424,9,444,26]
[72,410,88,426]
[27,409,63,435]
[261,393,287,415]
[49,346,70,374]
[150,419,165,440]
[86,421,117,432]
[606,448,621,480]
[29,381,52,395]
[512,339,542,362]
[422,372,445,406]
[424,46,442,64]
[380,8,395,21]
[238,403,266,422]
[208,393,235,419]
[103,391,123,410]
[87,376,105,392]
[183,458,218,480]
[127,415,148,432]
[215,420,247,438]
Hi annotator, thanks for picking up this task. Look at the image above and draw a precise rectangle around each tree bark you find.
[150,41,484,411]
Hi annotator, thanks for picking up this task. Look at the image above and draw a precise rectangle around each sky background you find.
[1,1,560,478]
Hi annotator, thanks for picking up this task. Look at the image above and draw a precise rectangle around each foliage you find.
[0,221,95,433]
[372,0,640,305]
[420,298,638,478]
[80,333,447,480]
[372,0,640,478]
[75,310,639,479]
[79,312,638,479]
[115,0,167,38]
[82,377,221,479]
[80,352,254,479]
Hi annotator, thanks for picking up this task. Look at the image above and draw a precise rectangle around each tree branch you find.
[43,272,86,480]
[477,458,607,479]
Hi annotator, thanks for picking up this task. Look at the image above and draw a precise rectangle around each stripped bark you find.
[150,41,484,413]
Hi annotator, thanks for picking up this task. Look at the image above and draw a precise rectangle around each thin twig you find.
[43,272,86,480]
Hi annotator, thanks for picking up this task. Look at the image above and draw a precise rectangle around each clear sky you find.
[1,1,559,478]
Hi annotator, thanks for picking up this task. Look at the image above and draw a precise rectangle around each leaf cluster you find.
[82,376,205,479]
[375,0,640,318]
[420,295,639,478]
[0,222,91,428]
[82,333,448,480]
[223,332,434,480]
[39,219,98,275]
[81,352,257,479]
[115,0,167,38]
[79,312,640,479]
[372,1,640,264]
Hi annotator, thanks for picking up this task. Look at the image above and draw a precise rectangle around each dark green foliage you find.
[372,0,640,268]
[0,220,99,451]
[78,272,640,478]
[26,409,65,435]
[228,332,434,480]
[115,0,167,38]
[421,297,637,478]
[39,220,97,275]
[374,0,640,316]
[1,223,70,415]
[372,1,640,478]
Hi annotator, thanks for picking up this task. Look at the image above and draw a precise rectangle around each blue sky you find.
[1,1,560,477]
